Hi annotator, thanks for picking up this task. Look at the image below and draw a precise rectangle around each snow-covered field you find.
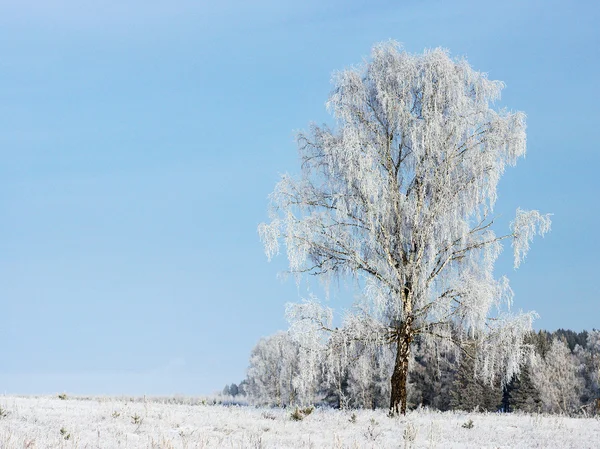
[0,396,598,448]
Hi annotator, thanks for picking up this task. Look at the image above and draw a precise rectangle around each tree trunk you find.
[390,320,413,415]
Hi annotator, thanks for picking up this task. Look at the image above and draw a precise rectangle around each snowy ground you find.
[0,396,598,448]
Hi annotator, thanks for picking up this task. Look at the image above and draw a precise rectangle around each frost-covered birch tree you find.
[259,42,550,415]
[531,338,584,414]
[246,332,300,406]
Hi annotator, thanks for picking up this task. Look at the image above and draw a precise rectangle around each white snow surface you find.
[0,396,598,448]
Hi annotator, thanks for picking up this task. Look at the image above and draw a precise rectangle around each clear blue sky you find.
[1,0,598,396]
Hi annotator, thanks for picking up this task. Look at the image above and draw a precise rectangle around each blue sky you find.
[1,0,598,396]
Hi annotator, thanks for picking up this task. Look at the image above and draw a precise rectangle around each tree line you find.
[226,327,599,415]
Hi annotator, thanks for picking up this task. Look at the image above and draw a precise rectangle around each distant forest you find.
[223,329,599,415]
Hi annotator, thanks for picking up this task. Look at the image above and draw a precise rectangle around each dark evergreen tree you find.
[502,383,510,413]
[506,363,541,413]
[553,329,588,351]
[450,353,502,412]
[529,330,552,358]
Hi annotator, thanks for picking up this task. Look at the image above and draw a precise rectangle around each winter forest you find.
[231,327,600,416]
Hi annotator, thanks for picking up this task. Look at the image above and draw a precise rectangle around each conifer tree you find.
[506,363,541,413]
[450,351,502,412]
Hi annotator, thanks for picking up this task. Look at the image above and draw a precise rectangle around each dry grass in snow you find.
[0,396,598,448]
